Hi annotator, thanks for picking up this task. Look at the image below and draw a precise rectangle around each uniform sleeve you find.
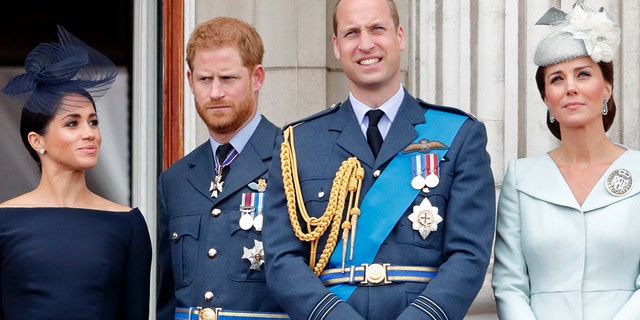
[398,119,496,320]
[263,134,365,320]
[156,172,179,320]
[491,159,536,320]
[119,209,152,320]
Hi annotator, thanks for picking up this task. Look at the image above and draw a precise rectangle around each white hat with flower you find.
[534,2,620,67]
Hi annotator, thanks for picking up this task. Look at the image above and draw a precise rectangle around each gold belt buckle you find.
[199,307,221,320]
[360,263,392,285]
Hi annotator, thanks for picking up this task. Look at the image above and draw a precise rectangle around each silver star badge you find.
[242,240,265,270]
[408,198,443,239]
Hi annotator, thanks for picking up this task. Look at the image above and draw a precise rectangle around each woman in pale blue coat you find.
[492,3,640,320]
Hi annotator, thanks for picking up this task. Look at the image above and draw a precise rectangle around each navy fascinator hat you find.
[1,25,118,115]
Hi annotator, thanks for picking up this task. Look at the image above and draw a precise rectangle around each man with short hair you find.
[157,17,286,320]
[263,0,496,319]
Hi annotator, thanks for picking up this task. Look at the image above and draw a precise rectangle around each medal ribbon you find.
[412,155,425,178]
[256,192,264,213]
[328,108,467,300]
[240,192,263,212]
[215,148,239,174]
[241,192,253,209]
[426,153,438,176]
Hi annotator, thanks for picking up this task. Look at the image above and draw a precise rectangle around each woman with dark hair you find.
[492,3,640,319]
[0,25,151,319]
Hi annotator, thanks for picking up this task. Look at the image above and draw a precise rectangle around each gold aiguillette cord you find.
[280,126,364,275]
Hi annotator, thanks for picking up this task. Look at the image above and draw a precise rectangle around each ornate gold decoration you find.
[280,126,364,275]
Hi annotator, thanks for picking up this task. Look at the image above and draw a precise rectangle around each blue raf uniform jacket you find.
[156,116,284,320]
[263,91,496,320]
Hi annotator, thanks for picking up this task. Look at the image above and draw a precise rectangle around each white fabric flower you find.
[562,5,620,63]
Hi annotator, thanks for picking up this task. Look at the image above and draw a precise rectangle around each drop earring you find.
[548,110,555,123]
[602,98,609,115]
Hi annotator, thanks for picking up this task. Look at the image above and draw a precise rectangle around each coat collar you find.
[517,149,640,211]
[184,116,278,202]
[331,90,426,168]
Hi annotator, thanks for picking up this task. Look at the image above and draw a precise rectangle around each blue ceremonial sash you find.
[327,108,467,300]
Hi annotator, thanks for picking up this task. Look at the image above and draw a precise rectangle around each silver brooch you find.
[606,168,633,196]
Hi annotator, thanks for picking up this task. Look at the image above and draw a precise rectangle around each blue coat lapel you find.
[331,92,426,168]
[331,101,376,167]
[184,116,278,203]
[185,143,217,202]
[376,93,424,165]
[218,132,271,201]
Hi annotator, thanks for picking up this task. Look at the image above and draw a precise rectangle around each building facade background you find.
[177,1,640,318]
[2,1,637,319]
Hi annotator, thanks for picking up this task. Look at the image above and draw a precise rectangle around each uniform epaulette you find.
[416,98,478,120]
[281,102,343,130]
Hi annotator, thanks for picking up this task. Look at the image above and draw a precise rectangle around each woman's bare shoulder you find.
[0,192,38,208]
[1,193,132,213]
[91,196,132,212]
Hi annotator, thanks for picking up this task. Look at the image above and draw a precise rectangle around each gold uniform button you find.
[204,291,214,302]
[199,308,216,320]
[207,248,217,259]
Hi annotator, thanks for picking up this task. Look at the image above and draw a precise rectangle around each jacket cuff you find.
[403,295,447,320]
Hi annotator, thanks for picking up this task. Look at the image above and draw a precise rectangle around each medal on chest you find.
[242,239,265,270]
[411,153,440,192]
[408,198,443,239]
[209,174,224,198]
[239,192,264,231]
[209,147,238,198]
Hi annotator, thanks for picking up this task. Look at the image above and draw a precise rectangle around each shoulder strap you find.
[283,102,342,130]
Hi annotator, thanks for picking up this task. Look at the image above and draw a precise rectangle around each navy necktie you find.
[366,109,384,158]
[215,143,235,181]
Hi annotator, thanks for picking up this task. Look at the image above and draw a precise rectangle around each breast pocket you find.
[289,178,332,263]
[169,214,201,288]
[226,209,269,283]
[299,178,333,217]
[395,192,446,250]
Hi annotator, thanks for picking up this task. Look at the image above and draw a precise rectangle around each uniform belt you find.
[175,307,289,320]
[319,263,438,286]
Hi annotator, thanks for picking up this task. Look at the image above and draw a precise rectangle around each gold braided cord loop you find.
[281,126,364,275]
